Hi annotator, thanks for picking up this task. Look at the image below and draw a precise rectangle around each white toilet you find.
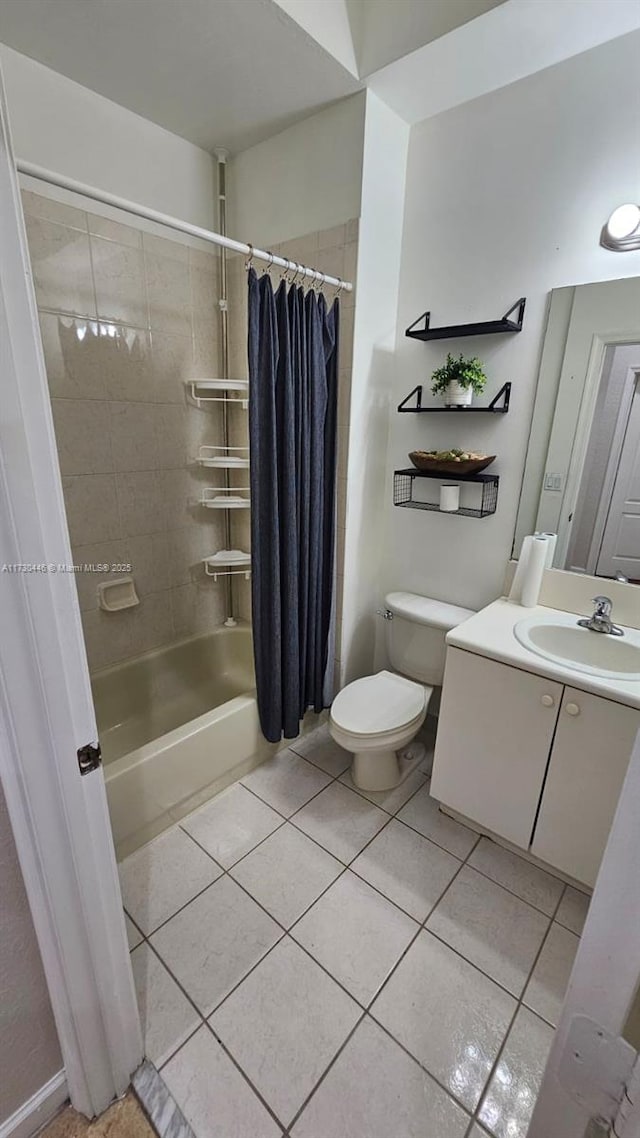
[330,592,474,792]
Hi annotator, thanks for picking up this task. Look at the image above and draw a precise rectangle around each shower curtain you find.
[248,267,339,742]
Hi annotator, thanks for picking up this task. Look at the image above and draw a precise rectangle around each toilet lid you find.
[331,670,427,735]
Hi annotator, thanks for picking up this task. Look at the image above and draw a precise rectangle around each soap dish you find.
[97,576,139,612]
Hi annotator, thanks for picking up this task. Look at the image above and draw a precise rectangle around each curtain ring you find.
[244,243,254,272]
[336,278,344,296]
[280,256,291,282]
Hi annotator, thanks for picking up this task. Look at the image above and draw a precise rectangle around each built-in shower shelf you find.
[187,379,249,409]
[195,445,250,469]
[200,488,251,509]
[204,550,251,580]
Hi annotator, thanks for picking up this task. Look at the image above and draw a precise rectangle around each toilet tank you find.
[385,592,474,685]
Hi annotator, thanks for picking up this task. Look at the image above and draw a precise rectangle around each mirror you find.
[514,276,640,583]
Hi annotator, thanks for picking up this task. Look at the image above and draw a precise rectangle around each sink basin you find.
[514,613,640,681]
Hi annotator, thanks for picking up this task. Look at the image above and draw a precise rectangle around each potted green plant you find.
[431,353,487,408]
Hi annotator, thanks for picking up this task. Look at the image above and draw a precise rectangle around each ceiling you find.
[0,0,361,153]
[0,0,638,158]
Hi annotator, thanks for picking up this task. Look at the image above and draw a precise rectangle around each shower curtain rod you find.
[17,160,354,293]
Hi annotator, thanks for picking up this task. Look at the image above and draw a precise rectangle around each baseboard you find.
[0,1071,67,1138]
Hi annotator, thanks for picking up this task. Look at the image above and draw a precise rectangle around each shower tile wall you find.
[22,189,229,672]
[227,220,358,687]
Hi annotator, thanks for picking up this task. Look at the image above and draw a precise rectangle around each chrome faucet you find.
[577,596,624,637]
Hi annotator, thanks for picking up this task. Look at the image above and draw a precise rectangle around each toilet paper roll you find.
[509,534,533,602]
[440,484,460,512]
[521,535,549,607]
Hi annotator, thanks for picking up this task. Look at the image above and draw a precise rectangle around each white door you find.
[531,688,640,887]
[528,727,640,1137]
[0,69,142,1117]
[597,373,640,580]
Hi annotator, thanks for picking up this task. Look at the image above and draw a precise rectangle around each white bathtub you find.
[92,625,281,857]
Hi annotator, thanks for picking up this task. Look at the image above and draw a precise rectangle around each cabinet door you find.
[531,688,640,887]
[431,648,563,848]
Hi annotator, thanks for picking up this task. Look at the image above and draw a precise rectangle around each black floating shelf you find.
[394,469,499,519]
[406,298,526,342]
[398,382,511,414]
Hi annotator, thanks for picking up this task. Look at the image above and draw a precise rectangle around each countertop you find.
[446,598,640,710]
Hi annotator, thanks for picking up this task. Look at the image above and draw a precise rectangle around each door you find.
[528,727,640,1138]
[597,373,640,580]
[0,68,142,1116]
[531,688,640,887]
[431,648,562,848]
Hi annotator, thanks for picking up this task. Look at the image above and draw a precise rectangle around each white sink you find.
[514,612,640,681]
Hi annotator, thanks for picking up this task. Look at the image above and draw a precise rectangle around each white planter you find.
[443,381,473,407]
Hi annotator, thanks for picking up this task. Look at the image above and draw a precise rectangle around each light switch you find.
[544,472,563,491]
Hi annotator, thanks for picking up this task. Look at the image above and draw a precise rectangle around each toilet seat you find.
[331,670,429,737]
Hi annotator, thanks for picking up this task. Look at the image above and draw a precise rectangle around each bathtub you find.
[93,624,281,857]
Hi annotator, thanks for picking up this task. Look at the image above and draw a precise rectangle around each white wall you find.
[341,90,409,681]
[230,92,365,248]
[0,781,62,1127]
[0,45,216,228]
[382,31,640,614]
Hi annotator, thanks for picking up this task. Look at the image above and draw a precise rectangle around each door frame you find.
[528,727,640,1137]
[594,369,640,579]
[585,365,640,575]
[0,69,142,1119]
[553,329,640,569]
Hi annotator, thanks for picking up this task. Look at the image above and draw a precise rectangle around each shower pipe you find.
[215,149,235,627]
[16,160,354,292]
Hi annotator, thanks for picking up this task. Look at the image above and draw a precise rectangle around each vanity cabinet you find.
[431,649,563,848]
[531,687,640,885]
[432,647,640,887]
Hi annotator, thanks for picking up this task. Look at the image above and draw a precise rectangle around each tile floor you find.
[119,724,590,1138]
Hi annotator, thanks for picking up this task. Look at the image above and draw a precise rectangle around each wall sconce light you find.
[600,203,640,251]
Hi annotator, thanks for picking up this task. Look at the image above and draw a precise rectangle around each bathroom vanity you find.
[432,597,640,889]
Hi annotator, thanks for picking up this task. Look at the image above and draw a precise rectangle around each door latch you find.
[77,741,102,775]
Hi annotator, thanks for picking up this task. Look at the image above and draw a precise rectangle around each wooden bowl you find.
[408,452,496,476]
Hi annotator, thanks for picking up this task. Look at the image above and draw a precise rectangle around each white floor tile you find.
[339,766,427,814]
[242,748,332,817]
[397,785,478,859]
[125,912,143,950]
[292,871,418,1005]
[555,886,590,936]
[478,1007,554,1138]
[290,724,351,777]
[150,876,281,1016]
[181,784,282,868]
[230,823,342,927]
[468,838,564,916]
[371,930,516,1111]
[119,827,222,935]
[210,937,361,1128]
[426,866,550,996]
[293,781,388,863]
[523,921,579,1026]
[162,1026,281,1138]
[291,1016,469,1138]
[129,943,200,1068]
[469,1127,491,1138]
[351,818,461,922]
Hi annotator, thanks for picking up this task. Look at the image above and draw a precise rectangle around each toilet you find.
[330,592,474,792]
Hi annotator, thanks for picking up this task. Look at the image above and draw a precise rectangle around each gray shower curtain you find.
[248,268,339,743]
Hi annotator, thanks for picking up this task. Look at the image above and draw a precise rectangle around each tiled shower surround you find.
[23,188,356,676]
